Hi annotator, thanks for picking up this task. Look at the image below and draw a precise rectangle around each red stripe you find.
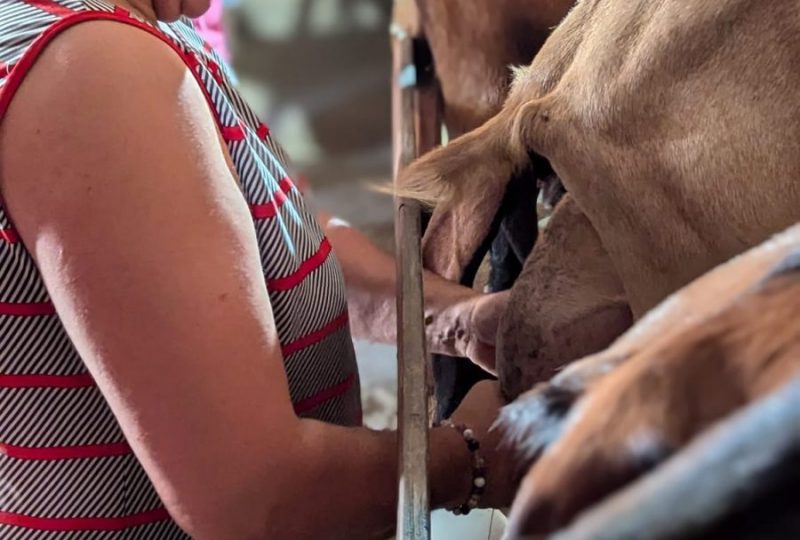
[249,177,294,219]
[256,123,270,140]
[184,51,201,70]
[276,176,294,194]
[293,373,355,415]
[219,123,245,141]
[0,301,55,316]
[249,193,284,219]
[0,507,170,531]
[0,441,130,461]
[267,238,332,292]
[24,0,73,16]
[1,227,19,244]
[207,60,223,84]
[0,373,95,389]
[281,310,349,357]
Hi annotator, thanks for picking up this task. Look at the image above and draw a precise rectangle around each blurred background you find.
[217,1,504,537]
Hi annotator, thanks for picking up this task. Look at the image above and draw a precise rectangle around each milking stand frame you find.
[390,1,441,538]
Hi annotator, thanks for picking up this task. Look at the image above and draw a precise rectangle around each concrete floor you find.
[223,1,505,537]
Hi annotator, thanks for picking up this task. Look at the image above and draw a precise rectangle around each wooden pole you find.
[391,1,441,536]
[392,28,429,540]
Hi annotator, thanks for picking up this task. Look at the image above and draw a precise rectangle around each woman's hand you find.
[431,290,510,374]
[448,380,519,510]
[309,183,510,373]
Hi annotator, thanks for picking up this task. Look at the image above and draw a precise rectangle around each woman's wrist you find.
[439,420,487,515]
[430,424,477,509]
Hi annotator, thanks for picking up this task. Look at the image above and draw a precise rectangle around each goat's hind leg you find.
[504,251,800,537]
[500,224,800,466]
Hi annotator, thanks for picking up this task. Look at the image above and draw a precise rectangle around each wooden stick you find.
[391,24,429,540]
[391,2,441,536]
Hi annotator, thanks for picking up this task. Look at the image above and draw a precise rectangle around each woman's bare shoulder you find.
[10,19,190,117]
[0,18,218,210]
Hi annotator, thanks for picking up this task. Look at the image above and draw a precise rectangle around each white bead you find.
[463,429,475,440]
[474,476,486,488]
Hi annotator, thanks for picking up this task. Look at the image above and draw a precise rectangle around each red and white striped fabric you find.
[0,1,361,537]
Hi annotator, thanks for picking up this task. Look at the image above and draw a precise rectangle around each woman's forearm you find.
[323,218,477,357]
[259,421,471,540]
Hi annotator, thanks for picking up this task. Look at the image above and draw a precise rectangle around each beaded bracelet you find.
[441,420,487,515]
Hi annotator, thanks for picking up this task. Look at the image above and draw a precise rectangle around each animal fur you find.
[500,224,800,537]
[399,0,800,399]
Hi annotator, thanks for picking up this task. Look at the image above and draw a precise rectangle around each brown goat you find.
[399,0,800,398]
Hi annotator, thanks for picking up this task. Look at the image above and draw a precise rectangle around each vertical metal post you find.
[391,2,442,537]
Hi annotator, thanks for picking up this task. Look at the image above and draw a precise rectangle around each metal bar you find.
[391,3,442,536]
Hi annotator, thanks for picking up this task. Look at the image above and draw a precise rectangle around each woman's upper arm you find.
[0,22,294,537]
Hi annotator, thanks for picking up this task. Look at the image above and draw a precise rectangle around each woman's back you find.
[0,1,360,537]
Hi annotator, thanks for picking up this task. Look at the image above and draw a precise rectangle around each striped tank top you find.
[0,1,362,537]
